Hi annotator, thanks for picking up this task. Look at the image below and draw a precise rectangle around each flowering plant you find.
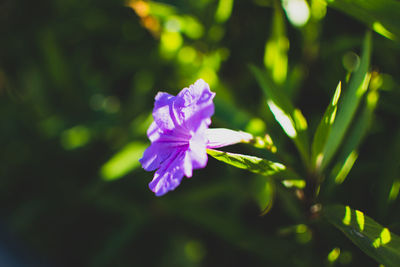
[138,31,400,266]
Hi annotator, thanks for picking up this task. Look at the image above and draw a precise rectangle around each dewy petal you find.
[206,128,253,148]
[148,149,186,196]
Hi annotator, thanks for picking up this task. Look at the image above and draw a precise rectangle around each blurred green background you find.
[1,0,400,266]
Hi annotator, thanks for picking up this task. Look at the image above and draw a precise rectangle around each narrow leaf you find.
[324,205,400,267]
[321,77,378,198]
[320,31,372,170]
[332,150,358,184]
[311,81,341,170]
[329,88,379,183]
[250,65,310,166]
[206,148,286,176]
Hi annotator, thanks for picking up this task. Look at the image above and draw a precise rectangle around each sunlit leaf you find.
[332,150,358,184]
[324,205,400,267]
[250,65,310,166]
[264,2,288,84]
[326,0,400,41]
[312,81,341,170]
[101,142,147,181]
[215,0,234,23]
[326,78,379,187]
[206,148,286,176]
[320,31,372,170]
[342,88,378,155]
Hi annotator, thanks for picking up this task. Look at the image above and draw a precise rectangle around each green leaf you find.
[276,183,305,221]
[330,150,358,185]
[206,148,286,176]
[250,65,310,166]
[326,0,400,41]
[311,81,341,170]
[320,31,372,170]
[324,205,400,267]
[264,1,288,84]
[101,142,147,181]
[330,88,379,183]
[321,85,379,197]
[375,129,400,218]
[253,177,275,216]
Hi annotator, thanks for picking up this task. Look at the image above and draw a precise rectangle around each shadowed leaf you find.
[327,0,400,41]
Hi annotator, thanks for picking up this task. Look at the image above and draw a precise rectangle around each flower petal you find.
[183,152,193,178]
[148,150,186,196]
[152,92,178,131]
[187,147,208,170]
[206,128,253,148]
[146,121,161,142]
[175,79,215,131]
[188,125,208,169]
[139,142,175,171]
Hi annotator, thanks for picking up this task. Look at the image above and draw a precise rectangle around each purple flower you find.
[140,79,252,196]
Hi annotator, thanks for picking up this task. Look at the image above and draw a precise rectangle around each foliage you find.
[1,0,400,266]
[324,205,400,267]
